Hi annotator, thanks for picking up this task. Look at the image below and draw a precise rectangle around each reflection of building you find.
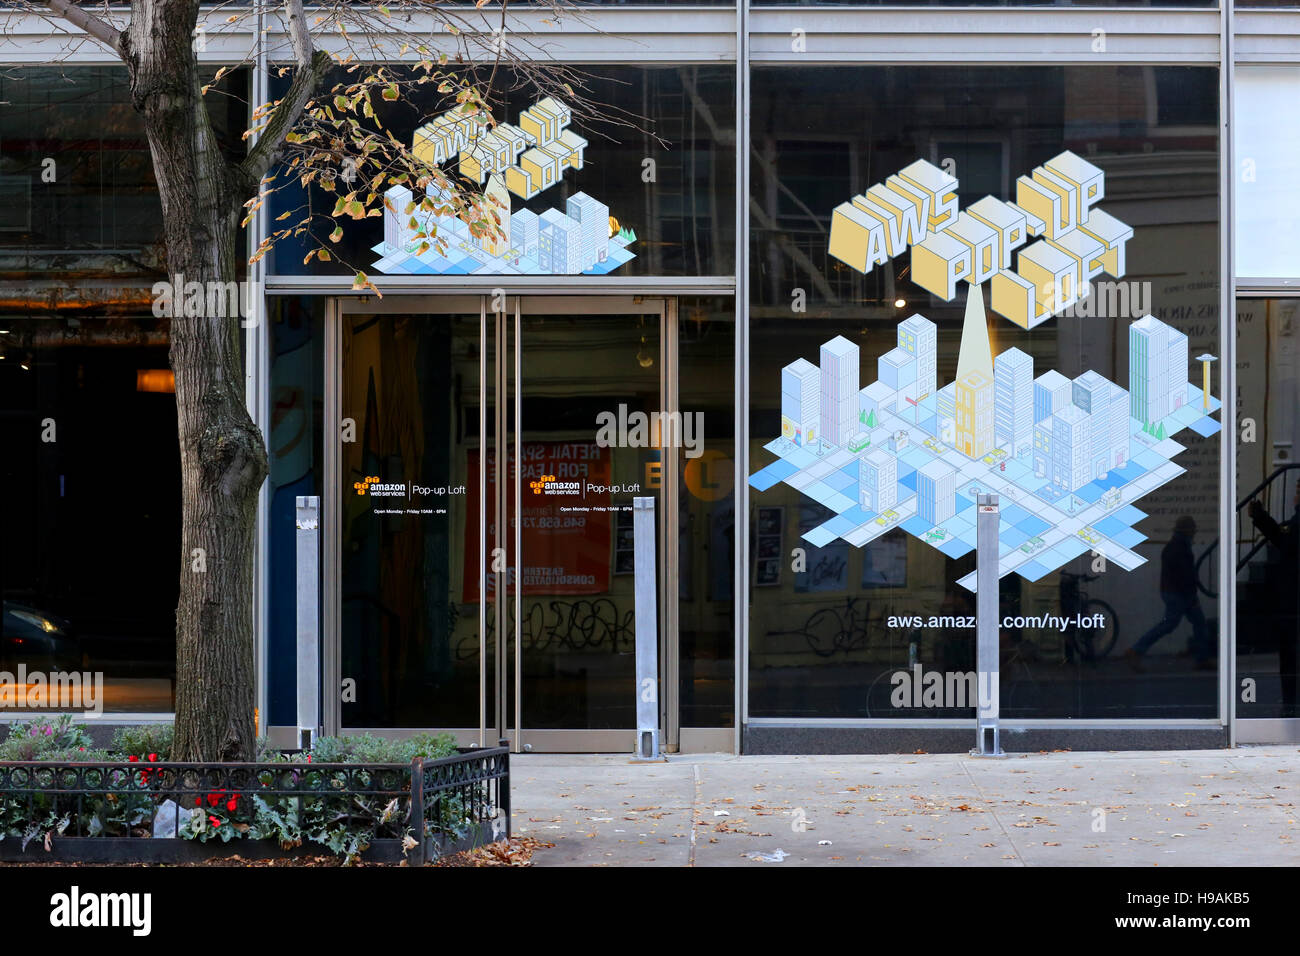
[1129,314,1188,426]
[781,358,820,447]
[897,314,937,399]
[917,458,957,525]
[994,347,1034,457]
[820,336,859,447]
[858,448,897,512]
[955,370,995,458]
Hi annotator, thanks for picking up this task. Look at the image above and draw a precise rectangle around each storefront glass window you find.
[1235,297,1300,719]
[267,65,735,279]
[0,66,249,285]
[679,296,736,728]
[266,298,326,729]
[0,317,178,714]
[749,65,1221,720]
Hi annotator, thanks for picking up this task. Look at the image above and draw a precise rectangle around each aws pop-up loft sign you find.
[827,153,1133,329]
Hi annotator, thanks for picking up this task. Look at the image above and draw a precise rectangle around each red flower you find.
[209,815,221,828]
[306,755,312,763]
[207,793,220,807]
[128,755,139,763]
[226,798,238,812]
[194,797,202,807]
[148,753,158,762]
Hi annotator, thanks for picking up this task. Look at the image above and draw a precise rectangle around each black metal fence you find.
[0,741,510,865]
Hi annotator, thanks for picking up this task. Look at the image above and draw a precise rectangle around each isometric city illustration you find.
[373,96,635,276]
[751,153,1222,592]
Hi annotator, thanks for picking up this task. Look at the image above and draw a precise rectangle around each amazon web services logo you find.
[353,476,405,497]
[530,474,580,496]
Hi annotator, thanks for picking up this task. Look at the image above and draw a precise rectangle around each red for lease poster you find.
[463,441,612,601]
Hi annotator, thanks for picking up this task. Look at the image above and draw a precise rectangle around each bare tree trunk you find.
[123,2,267,761]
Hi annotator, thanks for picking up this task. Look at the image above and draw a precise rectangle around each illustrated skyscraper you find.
[820,335,860,447]
[1033,369,1072,424]
[858,448,898,512]
[511,208,539,262]
[955,370,995,458]
[538,208,582,274]
[383,185,419,253]
[994,347,1034,457]
[1107,381,1130,471]
[1166,326,1188,414]
[917,458,957,525]
[953,285,996,458]
[1073,370,1114,480]
[479,175,512,257]
[781,358,820,447]
[566,191,609,267]
[897,314,937,400]
[1129,315,1173,425]
[1048,405,1092,492]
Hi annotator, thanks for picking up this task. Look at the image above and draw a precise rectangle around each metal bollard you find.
[632,497,661,760]
[295,496,321,750]
[972,493,1005,757]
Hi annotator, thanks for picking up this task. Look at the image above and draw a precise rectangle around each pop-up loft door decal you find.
[374,97,635,276]
[748,154,1222,593]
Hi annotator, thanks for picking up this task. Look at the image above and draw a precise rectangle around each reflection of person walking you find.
[1125,516,1211,672]
[1248,488,1299,716]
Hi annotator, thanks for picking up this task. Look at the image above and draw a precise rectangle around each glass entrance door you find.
[503,297,668,751]
[331,295,672,752]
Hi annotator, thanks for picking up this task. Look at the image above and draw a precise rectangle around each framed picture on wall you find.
[754,506,783,587]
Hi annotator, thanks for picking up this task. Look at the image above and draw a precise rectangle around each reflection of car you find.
[1077,528,1100,545]
[923,437,946,453]
[981,449,1008,465]
[874,509,900,527]
[1,602,86,671]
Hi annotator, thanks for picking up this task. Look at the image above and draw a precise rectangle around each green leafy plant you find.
[109,724,174,761]
[0,715,94,761]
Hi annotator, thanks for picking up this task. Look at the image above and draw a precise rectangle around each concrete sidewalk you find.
[509,747,1300,866]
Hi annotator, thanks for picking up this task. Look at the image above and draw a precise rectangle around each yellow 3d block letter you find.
[912,231,972,301]
[829,201,890,273]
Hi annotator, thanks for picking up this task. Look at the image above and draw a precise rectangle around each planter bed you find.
[0,743,510,866]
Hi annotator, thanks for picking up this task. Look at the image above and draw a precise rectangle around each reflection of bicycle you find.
[1059,571,1120,661]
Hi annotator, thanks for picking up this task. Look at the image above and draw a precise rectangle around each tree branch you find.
[43,0,125,58]
[237,48,333,193]
[284,0,313,69]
